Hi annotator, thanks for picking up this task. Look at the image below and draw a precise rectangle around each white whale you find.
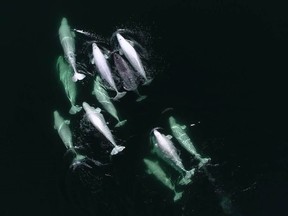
[169,116,210,168]
[53,110,73,149]
[56,56,82,114]
[91,43,126,100]
[92,76,127,127]
[151,128,195,185]
[82,102,125,155]
[144,158,183,202]
[116,33,151,85]
[58,17,85,82]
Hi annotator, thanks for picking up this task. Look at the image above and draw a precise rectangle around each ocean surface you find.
[1,0,288,216]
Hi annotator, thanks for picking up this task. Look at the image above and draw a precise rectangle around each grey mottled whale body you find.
[113,53,147,102]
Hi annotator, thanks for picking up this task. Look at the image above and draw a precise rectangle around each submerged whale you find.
[144,158,183,202]
[56,55,82,114]
[169,116,210,168]
[92,76,127,127]
[113,53,147,102]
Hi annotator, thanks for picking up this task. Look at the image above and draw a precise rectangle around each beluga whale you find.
[92,76,127,127]
[143,158,183,202]
[53,110,74,149]
[56,55,82,114]
[115,32,152,85]
[91,42,126,101]
[82,102,125,155]
[53,110,88,167]
[58,17,85,82]
[113,53,147,102]
[169,116,210,168]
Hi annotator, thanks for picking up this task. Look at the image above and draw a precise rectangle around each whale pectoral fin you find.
[127,39,134,46]
[91,58,95,64]
[69,105,82,115]
[90,106,101,114]
[119,49,123,55]
[181,125,187,130]
[95,107,101,113]
[146,169,152,175]
[166,135,173,139]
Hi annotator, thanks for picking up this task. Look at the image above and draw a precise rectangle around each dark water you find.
[2,0,288,215]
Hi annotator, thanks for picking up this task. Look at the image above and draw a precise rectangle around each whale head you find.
[168,116,176,126]
[116,33,124,43]
[113,52,121,61]
[61,17,68,25]
[92,43,99,51]
[53,110,64,130]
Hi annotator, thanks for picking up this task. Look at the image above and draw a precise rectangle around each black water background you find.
[1,0,288,215]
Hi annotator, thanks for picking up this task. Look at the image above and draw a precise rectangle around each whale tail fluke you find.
[143,78,153,86]
[173,191,183,202]
[198,157,211,169]
[136,95,147,102]
[179,168,195,185]
[69,105,82,115]
[186,168,195,179]
[113,91,126,101]
[111,145,126,155]
[134,89,147,102]
[115,119,127,127]
[72,72,86,82]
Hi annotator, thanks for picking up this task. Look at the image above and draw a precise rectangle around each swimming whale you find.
[113,53,147,102]
[144,158,183,202]
[58,17,85,82]
[56,56,82,114]
[169,116,210,168]
[91,42,126,100]
[92,76,127,127]
[82,102,125,155]
[116,33,151,85]
[150,128,195,185]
